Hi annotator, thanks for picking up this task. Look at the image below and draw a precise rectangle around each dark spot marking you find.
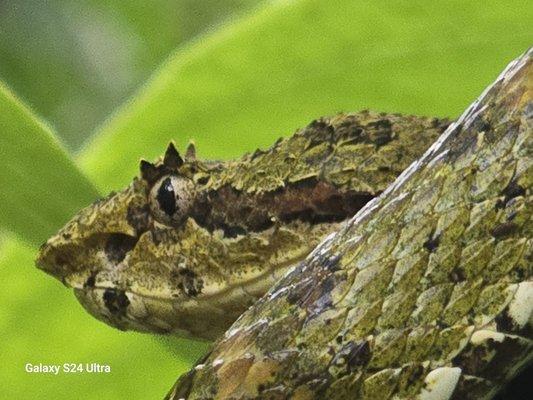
[491,222,517,239]
[452,335,525,381]
[321,274,336,293]
[103,289,129,314]
[423,234,440,252]
[178,268,203,297]
[332,341,371,373]
[368,118,393,147]
[196,176,209,185]
[371,118,392,130]
[178,268,195,278]
[502,180,526,204]
[345,341,371,370]
[482,336,524,381]
[494,308,528,336]
[105,233,138,263]
[495,199,506,210]
[477,119,491,133]
[495,310,515,332]
[157,177,177,216]
[374,131,393,147]
[307,119,335,138]
[431,117,442,128]
[281,208,344,224]
[449,266,466,282]
[84,274,96,288]
[307,119,326,130]
[251,148,266,160]
[407,364,425,387]
[352,126,363,136]
[220,223,247,238]
[494,363,533,400]
[324,255,341,272]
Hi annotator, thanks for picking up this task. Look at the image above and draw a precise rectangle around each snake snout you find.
[35,239,75,284]
[36,232,139,288]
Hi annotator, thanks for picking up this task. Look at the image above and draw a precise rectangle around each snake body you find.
[37,112,448,340]
[165,51,533,399]
[37,49,531,399]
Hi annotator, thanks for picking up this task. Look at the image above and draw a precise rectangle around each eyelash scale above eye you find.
[156,177,177,216]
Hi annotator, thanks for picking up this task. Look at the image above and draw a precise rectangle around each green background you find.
[0,0,531,398]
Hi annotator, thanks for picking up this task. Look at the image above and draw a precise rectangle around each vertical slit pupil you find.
[157,177,177,216]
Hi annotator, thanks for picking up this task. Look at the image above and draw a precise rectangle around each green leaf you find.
[0,0,262,149]
[0,238,208,399]
[0,82,99,246]
[79,0,533,193]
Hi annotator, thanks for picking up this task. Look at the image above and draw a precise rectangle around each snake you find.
[36,49,532,399]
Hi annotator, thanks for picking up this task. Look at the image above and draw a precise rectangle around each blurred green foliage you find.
[0,0,260,150]
[0,0,531,398]
[0,82,98,246]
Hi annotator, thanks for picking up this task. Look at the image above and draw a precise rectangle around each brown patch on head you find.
[105,233,138,263]
[205,179,376,235]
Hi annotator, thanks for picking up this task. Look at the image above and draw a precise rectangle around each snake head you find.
[35,143,233,338]
[35,112,426,339]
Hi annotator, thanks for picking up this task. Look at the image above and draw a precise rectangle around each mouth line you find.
[74,285,178,302]
[72,263,291,305]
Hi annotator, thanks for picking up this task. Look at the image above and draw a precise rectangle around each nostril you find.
[105,233,138,264]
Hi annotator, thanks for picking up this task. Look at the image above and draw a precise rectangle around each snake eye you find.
[157,177,177,216]
[149,175,195,226]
